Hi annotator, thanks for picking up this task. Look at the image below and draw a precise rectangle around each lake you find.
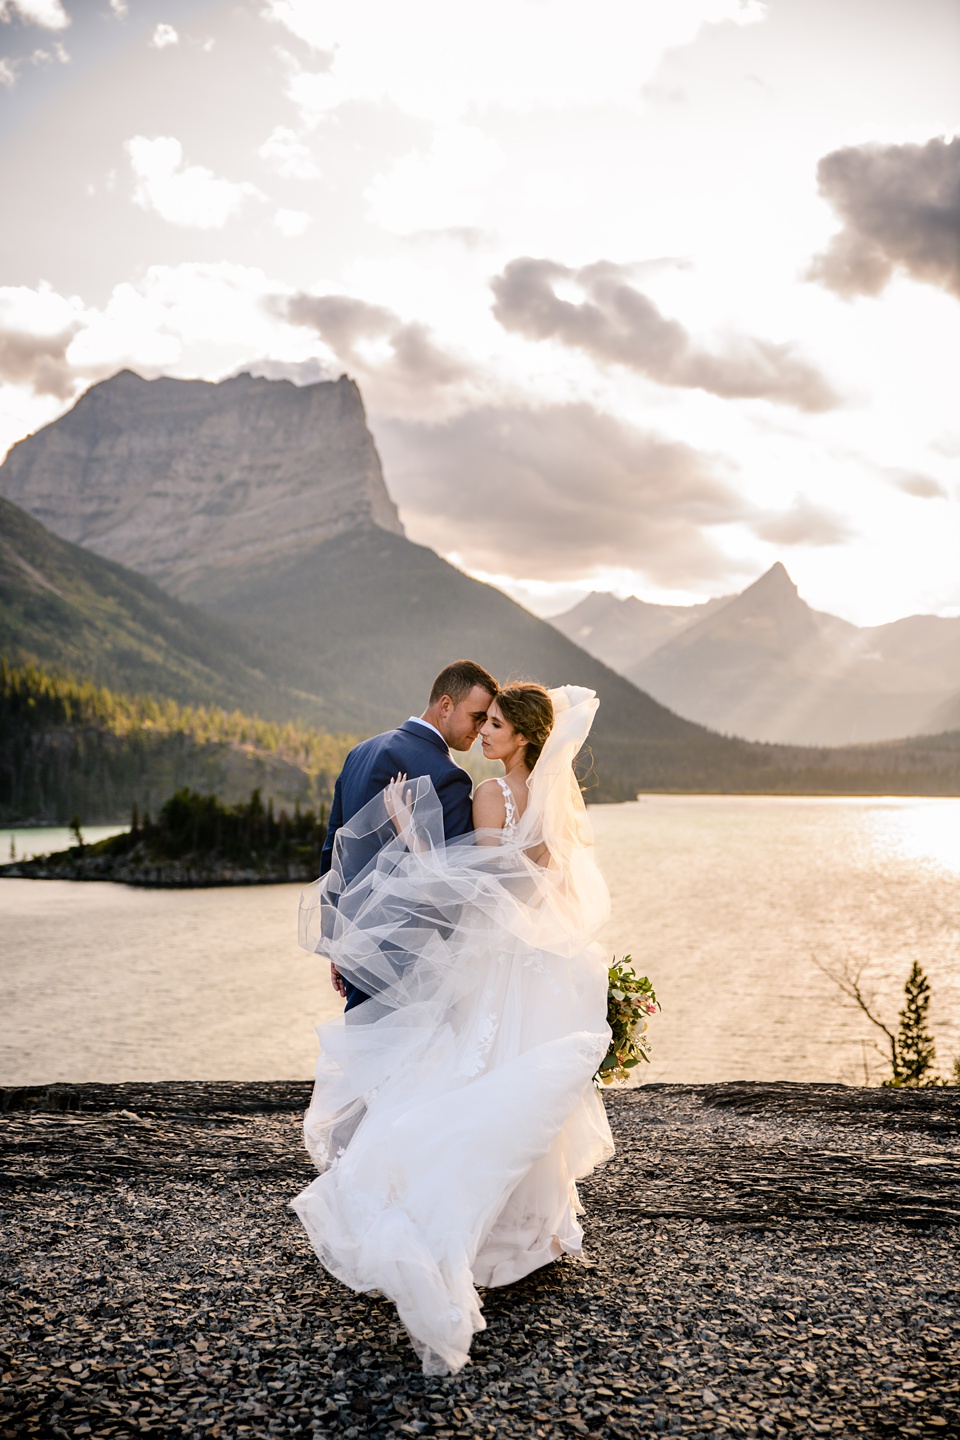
[1,796,958,1086]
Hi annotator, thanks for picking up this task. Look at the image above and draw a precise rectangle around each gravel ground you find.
[1,1080,958,1440]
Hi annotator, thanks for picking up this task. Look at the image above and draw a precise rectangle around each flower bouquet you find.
[595,955,659,1086]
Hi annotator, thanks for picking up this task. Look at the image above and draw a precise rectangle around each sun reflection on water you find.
[866,799,960,875]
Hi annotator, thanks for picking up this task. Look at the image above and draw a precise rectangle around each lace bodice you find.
[496,777,518,834]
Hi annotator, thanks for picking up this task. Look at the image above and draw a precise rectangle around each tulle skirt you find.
[291,871,613,1374]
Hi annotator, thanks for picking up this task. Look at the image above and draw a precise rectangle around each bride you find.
[292,683,614,1375]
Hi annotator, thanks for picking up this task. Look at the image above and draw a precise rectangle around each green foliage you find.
[882,961,943,1088]
[0,658,355,824]
[596,956,659,1086]
[95,787,327,870]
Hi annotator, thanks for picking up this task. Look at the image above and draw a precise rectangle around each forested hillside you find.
[0,492,332,726]
[0,662,355,825]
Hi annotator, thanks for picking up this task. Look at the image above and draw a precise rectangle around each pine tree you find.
[883,961,940,1088]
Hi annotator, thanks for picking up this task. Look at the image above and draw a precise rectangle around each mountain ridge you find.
[551,565,960,746]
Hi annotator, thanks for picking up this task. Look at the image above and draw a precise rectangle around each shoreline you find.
[0,856,317,887]
[2,1080,959,1438]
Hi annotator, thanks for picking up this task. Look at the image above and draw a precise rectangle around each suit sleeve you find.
[436,764,474,840]
[319,772,344,876]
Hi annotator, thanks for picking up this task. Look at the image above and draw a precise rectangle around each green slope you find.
[0,661,353,825]
[0,493,331,723]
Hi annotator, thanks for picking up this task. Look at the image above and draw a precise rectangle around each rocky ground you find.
[1,1081,958,1440]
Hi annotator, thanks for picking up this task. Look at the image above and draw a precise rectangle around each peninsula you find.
[0,788,327,887]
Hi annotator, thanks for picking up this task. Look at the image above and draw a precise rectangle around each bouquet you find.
[595,955,659,1086]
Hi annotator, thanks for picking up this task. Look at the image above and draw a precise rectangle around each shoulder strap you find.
[496,776,518,827]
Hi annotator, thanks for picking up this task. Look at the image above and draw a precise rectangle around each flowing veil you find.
[292,686,614,1374]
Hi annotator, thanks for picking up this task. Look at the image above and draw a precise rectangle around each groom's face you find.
[439,686,495,751]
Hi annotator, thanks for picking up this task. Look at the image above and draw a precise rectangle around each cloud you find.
[126,135,262,229]
[28,39,68,65]
[280,291,471,415]
[264,0,765,124]
[751,496,852,547]
[366,126,503,235]
[374,401,745,585]
[257,125,320,180]
[0,0,68,29]
[886,468,948,500]
[0,58,16,87]
[239,357,337,387]
[491,257,839,411]
[151,23,178,49]
[109,0,127,16]
[0,283,83,398]
[809,136,960,301]
[274,208,311,238]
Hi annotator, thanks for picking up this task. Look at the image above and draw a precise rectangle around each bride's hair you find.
[495,682,554,771]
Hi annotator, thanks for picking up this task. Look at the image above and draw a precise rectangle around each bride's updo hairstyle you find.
[495,682,554,771]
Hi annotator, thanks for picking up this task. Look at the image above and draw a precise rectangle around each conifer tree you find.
[883,961,940,1088]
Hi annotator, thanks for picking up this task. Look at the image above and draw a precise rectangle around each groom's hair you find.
[429,659,497,705]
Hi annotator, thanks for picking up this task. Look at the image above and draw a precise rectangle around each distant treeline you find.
[0,659,355,825]
[605,731,960,799]
[128,786,326,866]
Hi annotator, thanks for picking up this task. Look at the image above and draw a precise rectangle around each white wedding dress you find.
[292,687,614,1374]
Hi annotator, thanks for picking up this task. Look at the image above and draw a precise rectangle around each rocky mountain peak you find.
[0,369,404,600]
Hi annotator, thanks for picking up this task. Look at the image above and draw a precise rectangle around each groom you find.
[320,658,498,1010]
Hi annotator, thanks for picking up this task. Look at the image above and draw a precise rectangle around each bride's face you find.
[479,701,526,765]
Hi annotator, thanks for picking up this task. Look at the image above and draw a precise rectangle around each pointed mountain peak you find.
[748,561,799,597]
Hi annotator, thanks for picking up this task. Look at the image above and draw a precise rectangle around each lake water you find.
[1,796,958,1087]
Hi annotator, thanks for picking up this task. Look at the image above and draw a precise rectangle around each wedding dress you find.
[292,686,614,1375]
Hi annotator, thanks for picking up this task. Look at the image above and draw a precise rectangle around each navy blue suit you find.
[320,719,474,1010]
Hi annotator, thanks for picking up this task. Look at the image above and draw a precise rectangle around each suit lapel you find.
[398,719,451,757]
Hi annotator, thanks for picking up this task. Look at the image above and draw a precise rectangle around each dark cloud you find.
[279,292,469,405]
[809,136,960,300]
[491,257,839,411]
[374,401,746,587]
[752,497,852,548]
[0,323,80,399]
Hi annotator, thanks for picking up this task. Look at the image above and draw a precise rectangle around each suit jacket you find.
[320,720,474,1009]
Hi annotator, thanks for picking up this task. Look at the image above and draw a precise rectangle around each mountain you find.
[0,369,403,598]
[4,370,960,798]
[552,564,960,746]
[0,490,303,719]
[0,371,731,794]
[548,590,730,672]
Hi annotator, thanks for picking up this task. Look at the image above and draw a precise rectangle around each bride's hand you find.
[385,772,414,838]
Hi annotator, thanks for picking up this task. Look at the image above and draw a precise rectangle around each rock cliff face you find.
[0,370,404,599]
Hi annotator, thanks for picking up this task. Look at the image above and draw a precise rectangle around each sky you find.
[1,0,958,626]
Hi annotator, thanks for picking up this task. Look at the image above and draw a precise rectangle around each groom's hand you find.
[330,963,347,998]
